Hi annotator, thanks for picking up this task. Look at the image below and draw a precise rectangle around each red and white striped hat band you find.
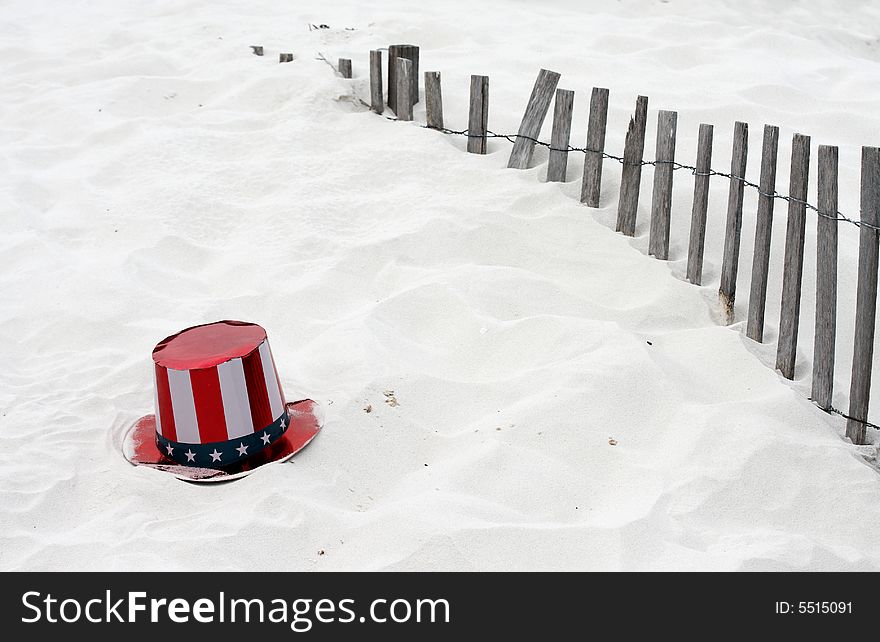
[151,321,289,468]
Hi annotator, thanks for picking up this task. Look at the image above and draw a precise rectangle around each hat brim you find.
[123,399,322,482]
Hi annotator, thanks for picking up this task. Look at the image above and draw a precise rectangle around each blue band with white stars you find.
[156,411,290,468]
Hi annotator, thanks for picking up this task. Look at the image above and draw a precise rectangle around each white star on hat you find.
[210,449,222,462]
[279,416,287,428]
[185,450,196,462]
[261,432,271,445]
[165,444,174,455]
[236,443,248,456]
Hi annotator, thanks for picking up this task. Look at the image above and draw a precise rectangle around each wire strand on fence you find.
[814,401,880,434]
[403,119,880,232]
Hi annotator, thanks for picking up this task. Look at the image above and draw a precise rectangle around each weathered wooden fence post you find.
[424,71,443,129]
[580,87,609,207]
[616,96,649,236]
[846,146,880,444]
[407,46,420,104]
[812,145,839,410]
[279,53,294,63]
[388,45,419,109]
[686,124,714,285]
[719,121,749,324]
[338,58,352,78]
[395,58,413,121]
[776,133,811,379]
[467,75,489,154]
[648,110,677,260]
[387,46,400,109]
[507,69,561,169]
[746,125,780,342]
[250,46,264,56]
[369,50,384,114]
[547,89,575,182]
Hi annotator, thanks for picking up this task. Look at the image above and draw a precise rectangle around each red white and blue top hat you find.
[123,320,321,481]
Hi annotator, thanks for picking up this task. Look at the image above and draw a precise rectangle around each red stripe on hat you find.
[242,347,274,430]
[154,364,177,442]
[189,366,229,443]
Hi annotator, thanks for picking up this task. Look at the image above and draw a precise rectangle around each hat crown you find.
[153,319,267,370]
[151,321,288,467]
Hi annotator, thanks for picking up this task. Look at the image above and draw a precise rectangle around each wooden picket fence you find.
[333,46,880,445]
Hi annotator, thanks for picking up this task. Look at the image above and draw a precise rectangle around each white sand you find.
[3,0,880,570]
